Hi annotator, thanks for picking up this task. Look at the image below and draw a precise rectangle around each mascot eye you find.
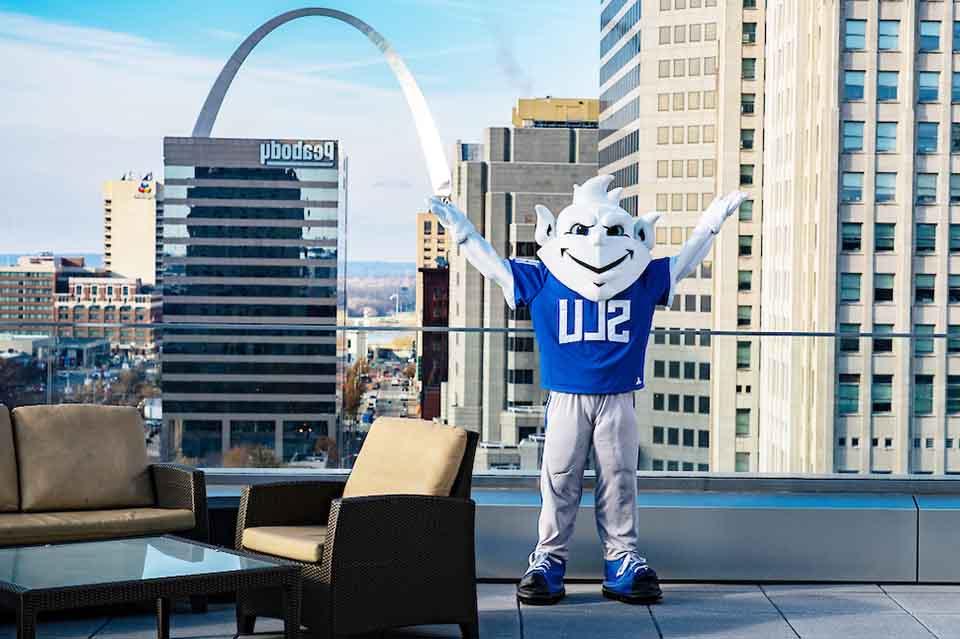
[605,225,625,237]
[569,223,590,236]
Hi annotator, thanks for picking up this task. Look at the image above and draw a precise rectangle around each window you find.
[875,273,895,302]
[698,430,709,448]
[840,273,861,302]
[951,274,960,303]
[951,224,960,252]
[915,375,935,415]
[916,224,937,253]
[917,123,939,154]
[739,200,753,221]
[842,121,864,151]
[743,0,756,7]
[743,22,757,44]
[915,273,936,303]
[669,360,680,378]
[875,223,895,252]
[737,305,751,326]
[876,172,897,203]
[919,72,940,103]
[736,341,751,369]
[683,429,694,447]
[877,71,898,101]
[704,90,716,109]
[838,374,860,415]
[658,60,671,78]
[735,453,749,472]
[659,26,671,44]
[705,22,717,40]
[741,129,755,150]
[915,324,935,356]
[508,369,534,384]
[919,21,940,52]
[952,123,960,153]
[699,363,710,380]
[873,375,893,413]
[949,376,960,414]
[738,270,753,291]
[668,427,679,445]
[917,173,937,204]
[669,395,680,412]
[876,122,897,153]
[845,19,866,50]
[952,177,960,206]
[740,164,754,186]
[688,57,701,76]
[741,93,755,115]
[653,426,664,444]
[841,223,862,251]
[878,20,899,50]
[688,91,701,109]
[742,58,756,80]
[653,394,664,410]
[844,71,866,100]
[955,21,960,52]
[839,323,860,353]
[841,172,863,202]
[739,235,753,257]
[954,73,960,103]
[683,361,695,380]
[654,360,665,378]
[736,409,750,436]
[673,93,685,110]
[874,325,894,354]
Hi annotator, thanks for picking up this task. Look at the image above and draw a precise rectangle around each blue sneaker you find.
[602,554,662,604]
[517,552,566,605]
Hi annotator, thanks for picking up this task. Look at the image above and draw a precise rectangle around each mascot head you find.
[535,174,661,302]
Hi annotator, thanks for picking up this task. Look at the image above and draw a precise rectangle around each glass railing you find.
[1,320,959,476]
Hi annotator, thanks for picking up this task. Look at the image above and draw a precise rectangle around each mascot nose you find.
[590,227,605,246]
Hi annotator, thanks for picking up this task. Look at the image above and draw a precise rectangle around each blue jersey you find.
[510,257,672,395]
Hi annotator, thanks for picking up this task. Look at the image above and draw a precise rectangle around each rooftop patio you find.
[4,582,960,638]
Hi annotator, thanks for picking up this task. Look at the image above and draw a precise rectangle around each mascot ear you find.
[534,204,556,246]
[634,211,661,251]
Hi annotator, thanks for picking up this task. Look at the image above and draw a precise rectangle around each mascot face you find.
[535,175,661,302]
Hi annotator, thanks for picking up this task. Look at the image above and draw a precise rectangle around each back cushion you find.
[343,418,467,499]
[0,405,18,512]
[13,404,155,512]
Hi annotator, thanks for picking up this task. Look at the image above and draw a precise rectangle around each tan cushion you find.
[12,404,155,512]
[343,418,467,499]
[0,406,17,512]
[242,526,327,563]
[0,508,195,546]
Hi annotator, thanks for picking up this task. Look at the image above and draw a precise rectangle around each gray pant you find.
[535,391,640,562]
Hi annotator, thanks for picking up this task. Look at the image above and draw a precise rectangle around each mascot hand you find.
[429,196,477,245]
[700,191,749,234]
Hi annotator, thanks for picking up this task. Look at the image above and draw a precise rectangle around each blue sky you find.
[0,0,599,261]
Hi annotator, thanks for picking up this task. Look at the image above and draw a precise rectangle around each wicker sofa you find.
[235,417,480,638]
[0,404,208,548]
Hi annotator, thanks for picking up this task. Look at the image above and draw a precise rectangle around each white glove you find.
[428,196,478,245]
[699,191,749,234]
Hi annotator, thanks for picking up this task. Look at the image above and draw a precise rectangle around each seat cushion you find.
[0,406,17,512]
[12,404,155,512]
[342,418,467,499]
[0,508,195,546]
[242,526,327,563]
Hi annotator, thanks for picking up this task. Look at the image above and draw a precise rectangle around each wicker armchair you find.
[235,418,480,639]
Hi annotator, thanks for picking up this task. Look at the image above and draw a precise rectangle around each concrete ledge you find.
[917,496,960,582]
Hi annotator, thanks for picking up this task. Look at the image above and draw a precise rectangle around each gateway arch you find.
[192,7,451,196]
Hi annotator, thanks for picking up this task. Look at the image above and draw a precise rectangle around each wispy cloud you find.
[204,28,242,42]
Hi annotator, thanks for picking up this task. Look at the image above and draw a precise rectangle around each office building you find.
[599,0,766,472]
[0,255,89,332]
[161,137,341,465]
[442,99,599,469]
[55,276,160,353]
[103,174,164,286]
[418,264,449,420]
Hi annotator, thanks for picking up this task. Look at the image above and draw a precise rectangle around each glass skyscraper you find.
[160,137,341,465]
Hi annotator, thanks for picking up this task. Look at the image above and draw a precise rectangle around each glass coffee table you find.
[0,536,300,639]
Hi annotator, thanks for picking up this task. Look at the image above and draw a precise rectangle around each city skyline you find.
[0,0,598,261]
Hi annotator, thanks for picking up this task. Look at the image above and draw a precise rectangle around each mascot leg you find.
[593,391,662,604]
[516,391,592,605]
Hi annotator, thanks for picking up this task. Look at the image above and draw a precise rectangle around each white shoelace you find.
[615,553,649,578]
[527,552,554,574]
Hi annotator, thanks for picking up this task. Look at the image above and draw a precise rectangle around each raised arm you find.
[669,191,748,285]
[429,197,516,309]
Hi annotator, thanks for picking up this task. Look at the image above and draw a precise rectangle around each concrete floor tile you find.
[765,592,905,616]
[661,583,762,593]
[909,614,960,639]
[655,590,778,616]
[520,585,659,639]
[763,584,884,594]
[0,615,109,639]
[884,584,960,593]
[784,612,936,639]
[884,591,960,615]
[652,612,798,639]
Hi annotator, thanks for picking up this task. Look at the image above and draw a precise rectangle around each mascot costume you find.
[430,176,745,605]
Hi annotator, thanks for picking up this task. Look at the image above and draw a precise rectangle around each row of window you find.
[841,222,960,254]
[654,192,721,213]
[652,393,710,415]
[838,171,960,204]
[662,294,712,314]
[842,70,960,104]
[658,57,718,78]
[656,90,719,112]
[656,124,717,145]
[652,327,712,347]
[852,122,959,156]
[838,374,960,415]
[657,22,717,45]
[651,460,711,472]
[600,0,640,58]
[656,159,716,180]
[839,272,958,305]
[658,0,724,10]
[844,18,960,53]
[652,426,709,448]
[839,436,960,451]
[837,324,960,355]
[652,359,711,381]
